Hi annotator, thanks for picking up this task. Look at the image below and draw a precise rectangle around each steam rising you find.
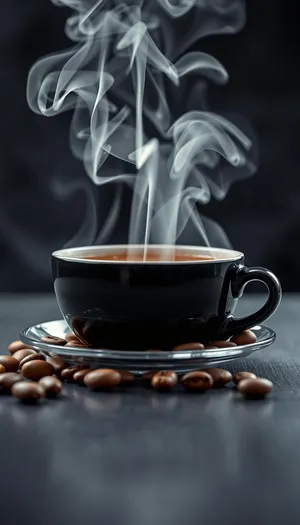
[27,0,256,258]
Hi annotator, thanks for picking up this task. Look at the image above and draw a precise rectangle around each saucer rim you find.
[20,320,276,362]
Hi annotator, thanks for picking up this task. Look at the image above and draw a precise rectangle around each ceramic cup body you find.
[52,245,282,350]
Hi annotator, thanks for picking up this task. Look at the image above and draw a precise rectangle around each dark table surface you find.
[1,293,299,525]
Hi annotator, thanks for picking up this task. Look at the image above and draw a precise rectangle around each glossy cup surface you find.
[52,245,246,350]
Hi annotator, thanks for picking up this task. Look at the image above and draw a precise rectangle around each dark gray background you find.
[1,1,299,292]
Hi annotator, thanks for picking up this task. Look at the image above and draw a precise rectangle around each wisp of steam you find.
[27,0,256,260]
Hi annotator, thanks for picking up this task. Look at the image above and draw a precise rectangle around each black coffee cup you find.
[52,245,281,350]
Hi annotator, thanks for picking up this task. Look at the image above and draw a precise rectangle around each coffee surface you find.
[84,251,214,262]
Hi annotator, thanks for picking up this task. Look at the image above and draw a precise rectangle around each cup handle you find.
[223,266,282,337]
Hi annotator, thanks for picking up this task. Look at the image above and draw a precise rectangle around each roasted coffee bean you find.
[73,368,91,385]
[173,342,205,351]
[65,333,80,343]
[65,341,87,348]
[0,365,5,374]
[39,376,62,398]
[46,356,67,375]
[13,349,36,363]
[232,330,257,346]
[84,369,121,390]
[61,366,84,382]
[40,336,67,346]
[205,368,233,388]
[65,338,83,346]
[0,373,24,393]
[20,353,45,368]
[237,378,273,399]
[209,340,237,348]
[12,382,44,403]
[0,356,19,373]
[21,360,55,381]
[117,370,135,386]
[8,340,31,355]
[233,371,257,385]
[182,371,213,392]
[151,371,178,391]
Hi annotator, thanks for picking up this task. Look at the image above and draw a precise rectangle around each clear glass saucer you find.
[20,320,276,374]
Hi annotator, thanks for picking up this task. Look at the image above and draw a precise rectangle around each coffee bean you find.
[40,335,67,346]
[237,378,273,399]
[8,340,31,355]
[65,333,80,343]
[68,339,83,346]
[233,371,257,385]
[65,341,87,348]
[13,349,36,363]
[205,368,233,388]
[173,342,205,351]
[46,356,67,375]
[117,370,135,386]
[61,366,84,382]
[0,373,24,393]
[12,382,44,403]
[232,330,257,346]
[0,356,19,373]
[182,371,213,392]
[73,368,91,385]
[151,371,178,391]
[39,376,62,398]
[20,353,45,368]
[0,365,5,374]
[84,369,121,390]
[209,341,237,348]
[21,360,55,381]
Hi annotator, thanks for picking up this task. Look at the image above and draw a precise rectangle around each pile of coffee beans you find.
[0,329,272,403]
[4,340,62,403]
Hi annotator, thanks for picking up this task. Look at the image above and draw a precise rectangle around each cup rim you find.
[52,245,244,264]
